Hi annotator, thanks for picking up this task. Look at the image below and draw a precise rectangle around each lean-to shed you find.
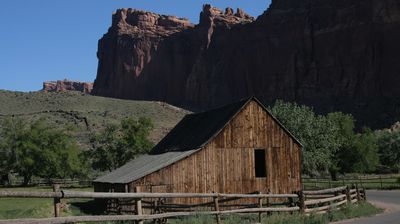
[93,97,302,208]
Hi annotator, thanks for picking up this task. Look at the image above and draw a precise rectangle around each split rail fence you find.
[0,185,366,224]
[303,175,400,190]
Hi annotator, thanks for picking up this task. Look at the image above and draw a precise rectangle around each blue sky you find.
[0,0,270,92]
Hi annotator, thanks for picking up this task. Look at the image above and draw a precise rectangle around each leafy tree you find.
[89,117,154,172]
[0,118,85,185]
[0,119,25,180]
[377,131,400,173]
[350,128,380,173]
[269,101,342,176]
[327,112,356,178]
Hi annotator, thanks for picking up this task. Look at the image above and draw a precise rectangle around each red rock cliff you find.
[93,1,400,128]
[43,80,93,94]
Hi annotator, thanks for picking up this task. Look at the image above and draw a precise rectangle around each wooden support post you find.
[53,184,61,217]
[135,187,143,224]
[214,195,221,224]
[258,192,263,223]
[298,191,305,214]
[266,190,271,216]
[362,187,367,201]
[136,199,143,224]
[345,186,351,203]
[355,184,361,202]
[380,176,383,189]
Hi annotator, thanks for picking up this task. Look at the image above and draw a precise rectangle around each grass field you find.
[0,186,95,219]
[0,90,188,147]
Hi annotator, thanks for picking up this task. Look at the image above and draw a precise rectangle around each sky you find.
[0,0,271,92]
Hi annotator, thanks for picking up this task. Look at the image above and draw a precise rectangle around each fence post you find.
[380,175,383,189]
[362,187,367,201]
[135,186,143,224]
[345,186,351,203]
[53,184,61,217]
[298,191,305,213]
[258,192,263,223]
[266,190,271,216]
[213,195,221,224]
[355,184,361,202]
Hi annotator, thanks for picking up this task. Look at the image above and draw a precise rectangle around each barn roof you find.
[94,150,199,184]
[94,97,302,184]
[150,98,250,154]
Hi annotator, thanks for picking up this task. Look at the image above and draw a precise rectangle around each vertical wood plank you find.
[53,184,61,218]
[214,196,221,224]
[135,186,143,224]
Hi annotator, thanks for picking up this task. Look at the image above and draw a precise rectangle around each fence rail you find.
[0,185,366,224]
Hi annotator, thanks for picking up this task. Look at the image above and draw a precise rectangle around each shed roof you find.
[94,97,302,184]
[94,150,199,184]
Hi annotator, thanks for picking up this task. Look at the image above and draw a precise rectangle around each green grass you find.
[0,186,95,219]
[0,90,188,147]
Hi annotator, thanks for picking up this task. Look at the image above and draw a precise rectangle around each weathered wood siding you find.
[128,101,301,203]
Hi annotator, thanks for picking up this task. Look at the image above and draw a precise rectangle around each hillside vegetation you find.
[0,90,188,148]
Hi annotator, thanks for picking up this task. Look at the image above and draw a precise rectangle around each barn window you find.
[254,149,266,178]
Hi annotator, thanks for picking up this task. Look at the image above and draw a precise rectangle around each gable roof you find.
[94,97,302,184]
[150,98,250,154]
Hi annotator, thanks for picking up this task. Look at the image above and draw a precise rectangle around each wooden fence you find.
[0,185,366,224]
[303,175,400,190]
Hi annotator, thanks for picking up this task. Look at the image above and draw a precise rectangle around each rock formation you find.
[43,79,93,94]
[93,1,400,128]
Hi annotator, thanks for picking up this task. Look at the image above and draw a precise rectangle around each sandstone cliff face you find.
[43,80,93,94]
[93,1,400,128]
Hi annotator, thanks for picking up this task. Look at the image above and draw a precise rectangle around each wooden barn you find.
[93,97,302,209]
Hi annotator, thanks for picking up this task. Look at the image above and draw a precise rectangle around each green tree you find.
[377,131,400,173]
[327,112,356,178]
[0,119,85,185]
[89,117,154,172]
[0,119,25,180]
[351,128,380,173]
[269,101,342,176]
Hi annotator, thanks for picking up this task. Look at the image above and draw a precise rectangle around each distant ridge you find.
[43,79,93,94]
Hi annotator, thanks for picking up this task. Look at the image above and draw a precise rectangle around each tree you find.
[89,117,154,172]
[0,119,25,182]
[327,112,356,179]
[377,131,400,173]
[0,118,85,185]
[269,101,342,176]
[351,128,380,173]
